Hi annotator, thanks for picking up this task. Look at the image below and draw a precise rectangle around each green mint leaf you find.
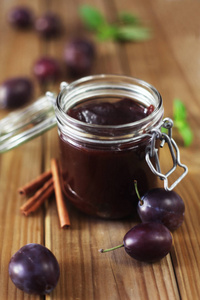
[176,123,193,147]
[173,98,187,121]
[79,5,152,42]
[161,127,168,134]
[173,99,193,146]
[119,12,140,25]
[115,26,152,41]
[96,25,118,41]
[79,5,106,31]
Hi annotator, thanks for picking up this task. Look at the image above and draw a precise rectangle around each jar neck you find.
[55,75,164,145]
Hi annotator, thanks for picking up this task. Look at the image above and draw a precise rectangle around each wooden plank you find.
[0,0,200,299]
[0,143,44,300]
[0,0,47,299]
[45,205,180,300]
[159,153,200,299]
[43,0,181,299]
[137,1,200,298]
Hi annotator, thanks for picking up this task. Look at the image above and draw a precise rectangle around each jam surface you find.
[68,98,154,125]
[59,97,156,219]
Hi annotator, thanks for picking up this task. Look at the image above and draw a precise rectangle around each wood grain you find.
[0,0,200,299]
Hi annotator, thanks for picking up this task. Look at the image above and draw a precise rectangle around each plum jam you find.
[56,75,164,218]
[67,97,154,125]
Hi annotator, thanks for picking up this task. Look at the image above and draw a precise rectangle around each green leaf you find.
[177,123,193,147]
[115,26,152,41]
[79,5,152,42]
[79,5,106,30]
[173,98,187,121]
[172,99,193,147]
[161,127,168,134]
[96,25,118,41]
[119,12,140,25]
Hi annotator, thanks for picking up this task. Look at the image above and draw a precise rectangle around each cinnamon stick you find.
[51,158,70,228]
[18,170,52,196]
[20,178,54,216]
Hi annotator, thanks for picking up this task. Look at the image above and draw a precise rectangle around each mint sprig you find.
[79,5,152,42]
[116,26,151,41]
[118,12,140,26]
[173,99,193,147]
[79,5,106,31]
[162,99,193,147]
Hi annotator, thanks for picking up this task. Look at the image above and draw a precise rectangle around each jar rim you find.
[55,74,164,144]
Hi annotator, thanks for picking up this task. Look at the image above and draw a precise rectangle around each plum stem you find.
[134,180,143,205]
[99,244,124,253]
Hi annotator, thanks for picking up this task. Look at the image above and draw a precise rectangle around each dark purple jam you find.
[68,97,154,125]
[59,97,157,219]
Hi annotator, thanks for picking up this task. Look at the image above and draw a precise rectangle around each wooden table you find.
[0,0,200,299]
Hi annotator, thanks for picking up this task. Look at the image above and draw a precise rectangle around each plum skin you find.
[137,188,185,231]
[7,6,33,29]
[33,57,61,84]
[63,38,95,77]
[123,222,172,262]
[0,77,33,109]
[35,13,62,38]
[8,243,60,295]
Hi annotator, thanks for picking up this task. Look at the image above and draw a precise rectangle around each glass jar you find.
[0,74,188,219]
[55,75,164,218]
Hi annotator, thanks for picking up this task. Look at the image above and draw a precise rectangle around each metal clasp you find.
[145,118,188,191]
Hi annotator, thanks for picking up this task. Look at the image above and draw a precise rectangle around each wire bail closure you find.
[145,118,188,191]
